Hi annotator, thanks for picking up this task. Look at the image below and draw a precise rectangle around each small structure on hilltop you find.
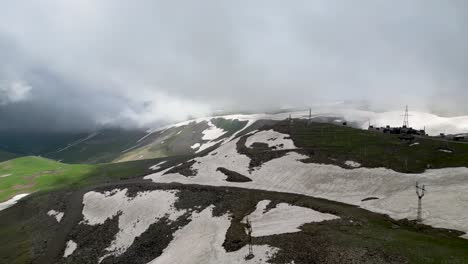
[368,106,427,140]
[415,182,426,223]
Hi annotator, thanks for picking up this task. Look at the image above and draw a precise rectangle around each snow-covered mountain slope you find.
[143,107,468,140]
[9,107,462,164]
[146,129,468,238]
[59,186,352,264]
[117,107,468,162]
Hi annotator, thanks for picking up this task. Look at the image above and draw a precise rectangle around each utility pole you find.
[415,182,426,222]
[245,217,254,260]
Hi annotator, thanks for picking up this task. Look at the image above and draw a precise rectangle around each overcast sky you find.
[1,0,467,131]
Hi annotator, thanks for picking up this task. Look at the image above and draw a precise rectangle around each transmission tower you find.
[402,105,411,128]
[245,217,254,260]
[415,182,426,222]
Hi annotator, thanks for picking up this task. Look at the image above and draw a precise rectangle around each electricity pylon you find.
[415,182,426,222]
[245,217,254,260]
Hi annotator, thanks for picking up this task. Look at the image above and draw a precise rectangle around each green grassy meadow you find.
[0,156,94,202]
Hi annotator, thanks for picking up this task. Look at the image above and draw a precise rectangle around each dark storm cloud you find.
[0,0,467,131]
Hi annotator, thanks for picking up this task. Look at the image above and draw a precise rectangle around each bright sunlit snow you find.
[244,200,339,237]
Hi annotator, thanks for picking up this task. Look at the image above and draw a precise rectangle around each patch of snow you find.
[176,130,182,135]
[149,161,167,170]
[245,130,296,150]
[244,200,339,237]
[201,121,226,140]
[0,193,29,211]
[145,105,468,139]
[409,142,420,147]
[0,173,11,178]
[63,240,77,257]
[146,138,468,238]
[439,149,453,153]
[344,160,361,168]
[191,143,201,149]
[81,189,185,261]
[47,210,64,222]
[56,132,99,153]
[195,141,221,153]
[147,206,278,264]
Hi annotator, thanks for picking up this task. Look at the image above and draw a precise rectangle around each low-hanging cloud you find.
[0,81,32,105]
[0,0,467,131]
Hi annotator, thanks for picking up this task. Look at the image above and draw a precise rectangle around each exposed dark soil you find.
[216,167,252,182]
[163,160,197,177]
[362,197,380,202]
[236,135,293,172]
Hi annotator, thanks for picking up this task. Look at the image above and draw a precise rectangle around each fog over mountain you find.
[1,0,467,131]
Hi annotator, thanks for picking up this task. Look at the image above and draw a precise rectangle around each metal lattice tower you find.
[402,105,411,128]
[415,182,426,222]
[245,217,254,260]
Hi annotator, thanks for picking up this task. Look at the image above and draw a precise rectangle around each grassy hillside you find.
[45,129,147,164]
[0,129,148,164]
[0,155,188,203]
[0,131,87,156]
[0,150,18,163]
[274,120,468,173]
[0,157,94,202]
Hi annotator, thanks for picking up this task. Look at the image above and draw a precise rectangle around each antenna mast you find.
[402,105,410,128]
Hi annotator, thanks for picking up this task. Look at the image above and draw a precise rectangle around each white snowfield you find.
[147,206,278,264]
[245,130,296,150]
[47,209,64,223]
[0,193,29,212]
[63,240,77,257]
[149,161,167,171]
[244,200,339,237]
[201,120,227,140]
[0,173,12,178]
[146,135,468,238]
[81,189,185,262]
